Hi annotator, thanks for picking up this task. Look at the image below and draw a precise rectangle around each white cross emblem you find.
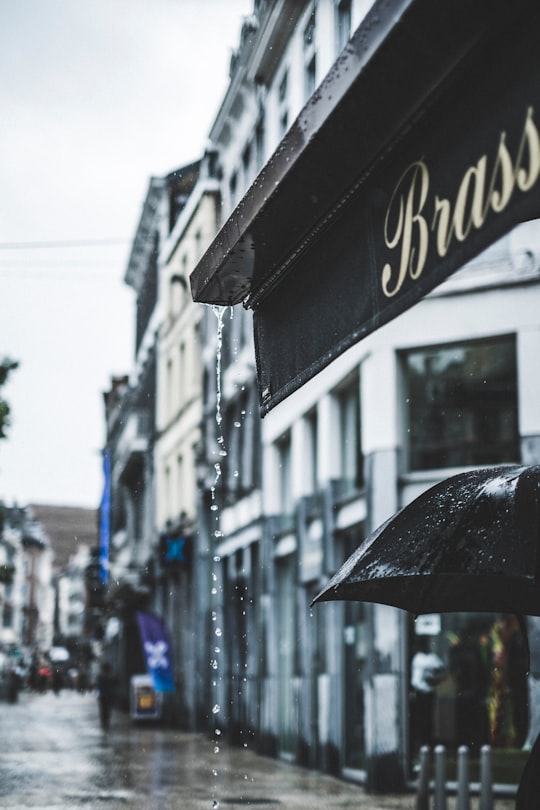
[144,640,169,670]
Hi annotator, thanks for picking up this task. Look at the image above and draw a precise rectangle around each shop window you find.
[409,612,529,775]
[403,336,519,471]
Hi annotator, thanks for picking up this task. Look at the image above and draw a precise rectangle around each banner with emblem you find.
[136,611,175,693]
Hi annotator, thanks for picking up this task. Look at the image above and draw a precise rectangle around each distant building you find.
[28,504,97,649]
[0,506,25,652]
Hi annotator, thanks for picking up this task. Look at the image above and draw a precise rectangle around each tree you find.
[0,358,19,440]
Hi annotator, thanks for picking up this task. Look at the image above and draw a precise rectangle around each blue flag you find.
[136,612,175,693]
[99,450,111,584]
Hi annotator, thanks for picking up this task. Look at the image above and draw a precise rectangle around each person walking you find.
[96,662,116,732]
[410,636,446,750]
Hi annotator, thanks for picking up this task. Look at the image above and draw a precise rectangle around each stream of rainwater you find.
[209,304,230,809]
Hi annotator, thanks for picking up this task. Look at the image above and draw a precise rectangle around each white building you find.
[191,0,540,790]
[107,0,540,792]
[56,544,90,640]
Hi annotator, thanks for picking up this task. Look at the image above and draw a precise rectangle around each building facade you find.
[101,0,540,792]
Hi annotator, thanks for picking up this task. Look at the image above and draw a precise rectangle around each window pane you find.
[404,337,519,471]
[338,378,363,492]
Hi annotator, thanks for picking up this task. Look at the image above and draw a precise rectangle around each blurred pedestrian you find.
[52,666,63,696]
[410,636,446,750]
[38,664,51,693]
[96,662,116,732]
[7,668,19,703]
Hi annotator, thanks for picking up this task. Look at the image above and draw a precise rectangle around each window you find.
[278,70,288,103]
[303,7,317,101]
[337,374,363,494]
[177,454,184,512]
[166,358,174,420]
[305,55,317,99]
[2,603,13,628]
[303,7,316,49]
[242,141,252,189]
[278,70,289,138]
[306,409,318,494]
[255,112,265,171]
[335,0,352,54]
[229,171,238,208]
[276,431,293,520]
[403,336,519,471]
[194,230,202,262]
[179,342,186,406]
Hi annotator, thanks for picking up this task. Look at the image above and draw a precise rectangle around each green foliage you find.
[0,358,19,441]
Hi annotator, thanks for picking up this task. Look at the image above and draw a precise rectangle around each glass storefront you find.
[409,612,529,764]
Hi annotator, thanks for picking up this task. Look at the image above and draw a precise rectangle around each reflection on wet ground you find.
[0,691,516,809]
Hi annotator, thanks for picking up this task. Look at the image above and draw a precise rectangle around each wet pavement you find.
[0,690,516,809]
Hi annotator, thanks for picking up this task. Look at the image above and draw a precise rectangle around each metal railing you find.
[416,745,493,810]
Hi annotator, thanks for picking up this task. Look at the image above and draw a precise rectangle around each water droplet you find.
[213,555,221,562]
[214,745,220,754]
[215,628,222,637]
[212,704,220,714]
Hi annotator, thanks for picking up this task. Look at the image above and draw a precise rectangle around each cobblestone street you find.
[0,691,517,809]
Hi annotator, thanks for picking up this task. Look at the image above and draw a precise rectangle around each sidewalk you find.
[0,691,518,809]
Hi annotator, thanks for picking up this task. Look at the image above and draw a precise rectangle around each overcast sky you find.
[0,0,252,508]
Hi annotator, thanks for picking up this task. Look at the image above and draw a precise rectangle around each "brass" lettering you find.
[381,107,540,298]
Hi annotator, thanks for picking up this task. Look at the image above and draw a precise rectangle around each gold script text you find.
[382,106,540,298]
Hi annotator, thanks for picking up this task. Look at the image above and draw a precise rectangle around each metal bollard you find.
[479,745,493,810]
[434,745,447,810]
[416,746,431,810]
[456,745,470,810]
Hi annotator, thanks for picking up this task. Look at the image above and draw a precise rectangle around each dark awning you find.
[191,0,540,413]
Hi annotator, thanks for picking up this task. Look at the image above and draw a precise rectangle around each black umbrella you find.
[313,464,540,616]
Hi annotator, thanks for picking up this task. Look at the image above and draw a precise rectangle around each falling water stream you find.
[209,304,232,809]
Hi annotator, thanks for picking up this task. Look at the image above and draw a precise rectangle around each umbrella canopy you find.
[313,465,540,616]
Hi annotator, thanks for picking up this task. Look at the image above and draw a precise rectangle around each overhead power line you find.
[0,239,130,250]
